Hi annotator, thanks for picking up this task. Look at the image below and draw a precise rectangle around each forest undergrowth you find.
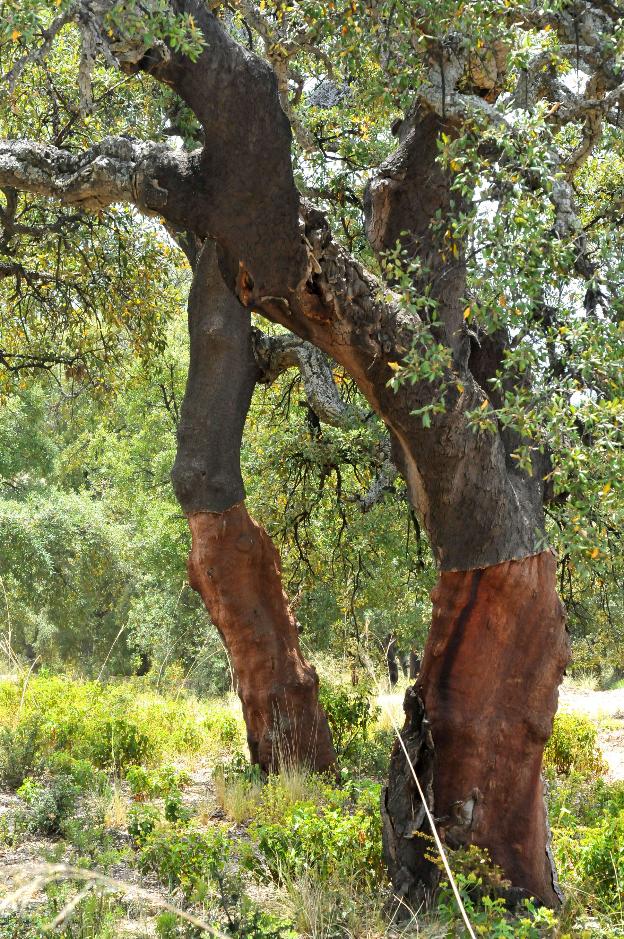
[0,668,621,939]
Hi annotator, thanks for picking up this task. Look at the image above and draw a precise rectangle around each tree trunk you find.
[187,504,335,771]
[383,550,569,907]
[172,243,335,772]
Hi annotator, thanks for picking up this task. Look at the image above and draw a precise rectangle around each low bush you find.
[17,774,80,836]
[149,836,297,939]
[318,684,379,760]
[0,675,230,777]
[128,802,162,845]
[45,752,107,794]
[139,825,231,899]
[548,771,624,921]
[15,752,106,838]
[544,712,606,777]
[126,764,192,827]
[202,704,245,749]
[250,784,383,885]
[85,713,153,770]
[0,715,44,789]
[126,764,190,801]
[341,726,394,778]
[0,889,125,939]
[213,753,265,822]
[578,809,624,909]
[434,846,558,937]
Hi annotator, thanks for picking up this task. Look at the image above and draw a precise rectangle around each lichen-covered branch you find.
[0,136,192,215]
[253,331,358,429]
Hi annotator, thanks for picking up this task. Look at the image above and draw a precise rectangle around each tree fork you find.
[172,241,335,772]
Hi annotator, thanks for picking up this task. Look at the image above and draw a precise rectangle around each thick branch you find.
[85,0,307,297]
[171,241,260,514]
[0,136,195,219]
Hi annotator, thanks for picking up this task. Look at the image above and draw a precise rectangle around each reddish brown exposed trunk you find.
[383,550,570,907]
[187,503,336,772]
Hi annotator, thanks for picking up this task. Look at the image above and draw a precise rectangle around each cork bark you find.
[187,505,336,771]
[383,551,570,907]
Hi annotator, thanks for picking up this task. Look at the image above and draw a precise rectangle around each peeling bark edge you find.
[381,686,438,910]
[544,777,565,905]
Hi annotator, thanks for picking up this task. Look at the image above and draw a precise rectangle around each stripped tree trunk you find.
[187,506,335,770]
[383,552,569,907]
[365,111,570,907]
[171,243,335,772]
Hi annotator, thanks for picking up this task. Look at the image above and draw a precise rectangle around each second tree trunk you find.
[383,550,570,906]
[187,503,336,772]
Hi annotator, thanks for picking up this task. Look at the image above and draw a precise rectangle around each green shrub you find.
[0,676,244,779]
[548,773,624,832]
[318,684,379,759]
[15,749,107,839]
[17,774,80,836]
[250,785,383,885]
[128,803,162,845]
[341,727,393,777]
[203,706,243,748]
[45,752,107,794]
[126,764,191,828]
[163,790,192,825]
[215,752,264,787]
[544,712,606,777]
[577,808,624,910]
[434,846,558,937]
[547,772,624,918]
[126,764,190,801]
[0,890,124,938]
[0,716,44,790]
[84,714,152,771]
[139,826,231,899]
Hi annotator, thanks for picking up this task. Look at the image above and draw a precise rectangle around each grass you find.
[281,871,385,939]
[213,770,263,823]
[0,671,624,937]
[104,784,128,829]
[562,672,601,693]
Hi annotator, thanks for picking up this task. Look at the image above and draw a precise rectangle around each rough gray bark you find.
[381,687,437,907]
[253,332,358,429]
[0,137,195,218]
[171,241,259,514]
